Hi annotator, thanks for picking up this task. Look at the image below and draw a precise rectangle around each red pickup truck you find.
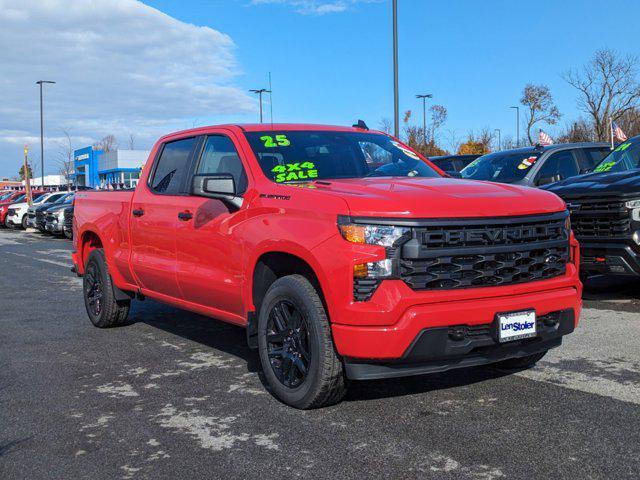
[73,123,582,408]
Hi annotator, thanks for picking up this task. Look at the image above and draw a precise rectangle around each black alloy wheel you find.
[266,300,311,388]
[84,262,104,317]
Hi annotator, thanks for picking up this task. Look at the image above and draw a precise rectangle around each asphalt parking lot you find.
[1,229,639,480]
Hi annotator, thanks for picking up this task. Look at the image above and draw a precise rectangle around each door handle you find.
[132,208,145,217]
[178,211,193,221]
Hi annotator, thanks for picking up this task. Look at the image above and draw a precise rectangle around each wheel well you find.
[247,252,325,349]
[80,231,103,268]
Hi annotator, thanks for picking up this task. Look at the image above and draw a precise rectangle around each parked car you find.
[543,136,640,280]
[44,196,75,235]
[41,194,75,234]
[460,143,611,187]
[429,154,480,174]
[0,191,27,227]
[73,123,581,409]
[31,193,74,231]
[5,192,49,228]
[63,205,74,239]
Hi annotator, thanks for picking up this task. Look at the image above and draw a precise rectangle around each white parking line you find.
[5,251,71,269]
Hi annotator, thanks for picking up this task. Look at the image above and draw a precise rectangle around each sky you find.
[1,0,639,179]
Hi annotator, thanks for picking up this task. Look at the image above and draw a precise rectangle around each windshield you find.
[244,131,441,183]
[593,139,640,173]
[11,194,26,203]
[460,151,542,183]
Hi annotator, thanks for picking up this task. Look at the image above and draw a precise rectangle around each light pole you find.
[392,0,399,137]
[510,106,520,147]
[36,80,55,188]
[494,128,501,151]
[249,88,271,123]
[416,94,433,147]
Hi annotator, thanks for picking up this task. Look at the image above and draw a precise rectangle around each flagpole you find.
[610,118,614,150]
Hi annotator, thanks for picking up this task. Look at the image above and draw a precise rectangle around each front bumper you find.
[6,213,21,225]
[45,221,64,233]
[343,309,574,380]
[580,242,640,277]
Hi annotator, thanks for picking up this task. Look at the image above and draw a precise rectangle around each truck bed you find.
[74,190,135,286]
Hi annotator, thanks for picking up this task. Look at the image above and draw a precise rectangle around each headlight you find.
[338,223,410,247]
[339,220,411,281]
[626,199,640,221]
[57,210,65,220]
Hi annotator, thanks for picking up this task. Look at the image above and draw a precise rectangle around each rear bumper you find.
[344,309,573,380]
[580,242,640,277]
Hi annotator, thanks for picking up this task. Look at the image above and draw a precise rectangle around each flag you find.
[538,129,553,146]
[612,121,627,142]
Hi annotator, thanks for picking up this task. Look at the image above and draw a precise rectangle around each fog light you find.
[367,259,394,277]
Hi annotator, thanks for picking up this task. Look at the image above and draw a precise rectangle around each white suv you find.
[6,192,66,229]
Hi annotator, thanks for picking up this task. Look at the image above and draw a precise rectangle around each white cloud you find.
[249,0,379,16]
[0,0,255,178]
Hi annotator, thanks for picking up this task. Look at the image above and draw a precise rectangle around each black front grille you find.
[353,278,379,302]
[399,212,569,291]
[64,209,73,229]
[566,197,631,240]
[6,208,16,217]
[35,211,46,227]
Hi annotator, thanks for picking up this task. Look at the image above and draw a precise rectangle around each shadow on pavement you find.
[130,299,516,403]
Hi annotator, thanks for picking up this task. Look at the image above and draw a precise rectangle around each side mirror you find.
[192,174,242,209]
[536,174,561,186]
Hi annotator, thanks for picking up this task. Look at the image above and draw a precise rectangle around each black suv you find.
[460,143,611,187]
[544,137,640,279]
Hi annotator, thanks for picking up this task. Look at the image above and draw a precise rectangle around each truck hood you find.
[310,177,566,218]
[543,169,640,198]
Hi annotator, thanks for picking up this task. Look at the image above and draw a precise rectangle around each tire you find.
[21,215,28,229]
[83,249,130,328]
[3,216,10,228]
[493,350,548,370]
[257,274,346,409]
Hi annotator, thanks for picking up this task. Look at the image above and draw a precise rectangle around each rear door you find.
[130,136,199,298]
[174,131,249,318]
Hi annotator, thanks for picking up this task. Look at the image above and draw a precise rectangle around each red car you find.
[73,123,582,408]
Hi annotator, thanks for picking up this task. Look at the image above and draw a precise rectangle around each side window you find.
[196,135,248,194]
[536,150,579,184]
[580,148,611,172]
[436,159,455,171]
[150,137,196,194]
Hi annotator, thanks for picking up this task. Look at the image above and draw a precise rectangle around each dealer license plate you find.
[498,310,536,343]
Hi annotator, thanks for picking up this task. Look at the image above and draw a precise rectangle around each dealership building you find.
[73,147,149,188]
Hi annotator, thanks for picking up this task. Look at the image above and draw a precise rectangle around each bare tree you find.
[378,118,392,134]
[616,106,640,138]
[429,105,448,144]
[458,128,494,155]
[57,130,75,190]
[556,118,594,143]
[564,49,640,141]
[520,84,561,145]
[128,134,136,150]
[94,134,118,152]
